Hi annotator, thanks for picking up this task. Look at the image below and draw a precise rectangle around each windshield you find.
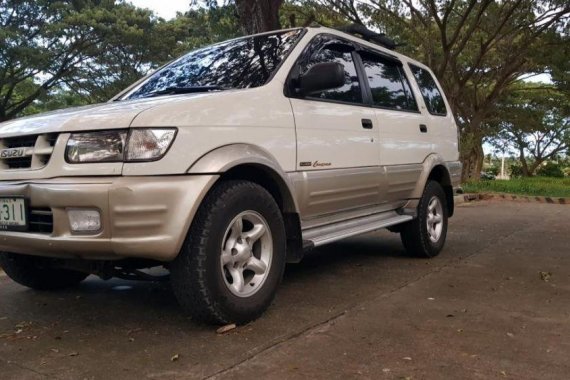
[124,29,304,100]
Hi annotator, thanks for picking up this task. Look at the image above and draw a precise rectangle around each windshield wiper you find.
[141,86,228,98]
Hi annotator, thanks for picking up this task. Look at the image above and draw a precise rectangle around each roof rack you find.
[337,24,397,50]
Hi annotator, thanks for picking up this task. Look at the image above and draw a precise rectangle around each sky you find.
[128,0,191,19]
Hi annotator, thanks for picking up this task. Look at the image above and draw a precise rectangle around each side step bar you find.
[302,211,413,248]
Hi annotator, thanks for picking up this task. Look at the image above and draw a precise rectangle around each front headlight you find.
[66,130,127,163]
[66,128,177,163]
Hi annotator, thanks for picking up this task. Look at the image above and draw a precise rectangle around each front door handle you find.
[419,124,428,133]
[362,119,374,129]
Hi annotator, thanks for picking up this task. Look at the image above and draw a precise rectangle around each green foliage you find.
[488,82,569,176]
[510,164,523,178]
[173,5,241,55]
[485,166,500,176]
[536,162,565,178]
[64,2,191,102]
[0,0,189,120]
[463,177,570,198]
[20,89,88,117]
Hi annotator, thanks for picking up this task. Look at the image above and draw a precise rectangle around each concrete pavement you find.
[1,200,569,379]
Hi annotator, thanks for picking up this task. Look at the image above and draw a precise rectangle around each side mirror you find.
[297,62,345,96]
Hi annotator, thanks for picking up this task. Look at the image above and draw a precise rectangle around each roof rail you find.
[336,24,397,50]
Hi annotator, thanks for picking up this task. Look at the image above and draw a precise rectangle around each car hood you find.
[0,94,212,138]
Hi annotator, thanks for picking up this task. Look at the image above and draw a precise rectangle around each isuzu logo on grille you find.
[0,148,27,158]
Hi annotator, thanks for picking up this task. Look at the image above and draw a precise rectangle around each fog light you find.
[68,209,101,233]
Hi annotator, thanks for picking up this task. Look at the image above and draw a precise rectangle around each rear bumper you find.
[0,175,218,261]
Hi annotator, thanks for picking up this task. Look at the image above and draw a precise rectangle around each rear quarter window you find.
[360,51,418,112]
[409,64,447,116]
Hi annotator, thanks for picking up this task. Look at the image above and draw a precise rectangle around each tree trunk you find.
[235,0,284,35]
[528,159,544,176]
[461,141,484,182]
[518,148,532,177]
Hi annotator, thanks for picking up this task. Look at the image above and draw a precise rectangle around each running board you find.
[302,211,413,248]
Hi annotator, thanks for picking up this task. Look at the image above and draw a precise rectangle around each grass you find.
[462,176,570,198]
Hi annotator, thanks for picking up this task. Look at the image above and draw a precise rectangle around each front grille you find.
[5,157,33,169]
[0,133,59,171]
[28,208,54,234]
[3,135,38,148]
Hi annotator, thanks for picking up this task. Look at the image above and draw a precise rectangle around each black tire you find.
[170,180,286,325]
[0,253,89,290]
[400,180,448,258]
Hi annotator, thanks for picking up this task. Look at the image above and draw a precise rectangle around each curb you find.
[453,193,482,205]
[455,193,569,205]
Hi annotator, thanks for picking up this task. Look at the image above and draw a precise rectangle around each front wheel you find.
[400,180,448,258]
[170,180,286,325]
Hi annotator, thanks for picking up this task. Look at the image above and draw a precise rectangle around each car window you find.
[409,64,447,115]
[125,29,304,100]
[360,51,417,111]
[298,36,362,104]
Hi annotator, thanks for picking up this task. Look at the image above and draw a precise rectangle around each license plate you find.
[0,198,28,231]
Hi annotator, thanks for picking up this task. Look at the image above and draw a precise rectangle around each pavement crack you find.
[204,310,349,380]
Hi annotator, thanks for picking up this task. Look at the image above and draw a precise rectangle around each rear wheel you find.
[171,180,286,325]
[400,180,448,258]
[0,253,89,290]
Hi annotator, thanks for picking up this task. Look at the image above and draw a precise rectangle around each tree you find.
[302,0,570,181]
[488,84,569,176]
[234,0,284,34]
[174,4,241,54]
[0,0,185,121]
[62,3,191,103]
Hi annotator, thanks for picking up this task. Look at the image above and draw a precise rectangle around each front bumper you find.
[0,175,218,261]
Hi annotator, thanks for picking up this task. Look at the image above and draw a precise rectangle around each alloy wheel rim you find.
[426,196,444,243]
[220,211,273,298]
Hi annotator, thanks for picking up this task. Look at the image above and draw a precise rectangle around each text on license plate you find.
[0,198,27,228]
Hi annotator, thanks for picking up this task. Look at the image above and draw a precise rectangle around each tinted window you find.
[299,36,362,104]
[360,52,417,111]
[410,65,447,115]
[126,29,303,99]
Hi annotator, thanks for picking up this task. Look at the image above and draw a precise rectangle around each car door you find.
[408,64,457,161]
[288,35,382,219]
[357,50,431,203]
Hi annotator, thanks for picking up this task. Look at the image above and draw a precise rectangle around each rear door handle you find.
[362,119,374,129]
[419,124,428,133]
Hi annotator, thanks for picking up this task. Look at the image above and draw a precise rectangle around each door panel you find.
[288,167,384,220]
[293,100,379,170]
[290,34,383,219]
[375,109,433,165]
[408,63,460,162]
[384,163,423,203]
[358,50,433,166]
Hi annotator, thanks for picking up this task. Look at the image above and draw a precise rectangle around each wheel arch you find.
[188,144,304,263]
[406,154,455,217]
[427,164,454,217]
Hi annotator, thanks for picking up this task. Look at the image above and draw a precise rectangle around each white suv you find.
[0,25,461,324]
